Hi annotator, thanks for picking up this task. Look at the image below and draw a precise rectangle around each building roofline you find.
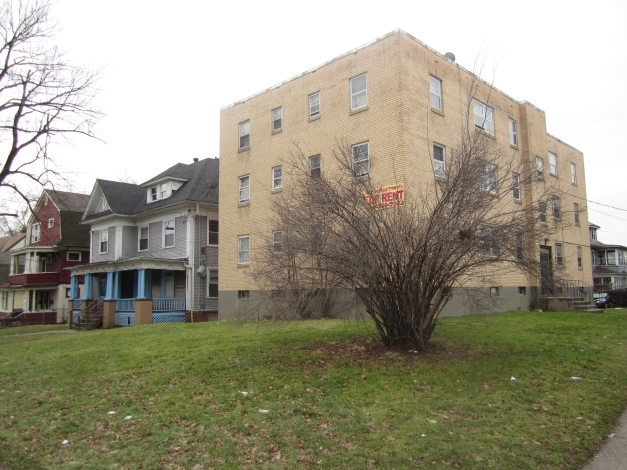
[221,29,544,115]
[547,132,583,154]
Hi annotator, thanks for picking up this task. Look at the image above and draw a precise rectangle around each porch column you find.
[70,275,79,300]
[113,272,121,299]
[104,271,114,300]
[84,274,93,300]
[137,268,146,299]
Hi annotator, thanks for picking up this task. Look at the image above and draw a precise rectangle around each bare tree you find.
[0,0,101,218]
[250,114,568,350]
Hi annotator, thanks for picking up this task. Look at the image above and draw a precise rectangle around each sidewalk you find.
[582,407,627,470]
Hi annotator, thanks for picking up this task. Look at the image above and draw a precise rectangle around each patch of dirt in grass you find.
[313,338,472,364]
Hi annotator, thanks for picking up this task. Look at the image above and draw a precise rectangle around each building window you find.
[31,223,40,243]
[48,218,54,228]
[271,107,282,132]
[577,246,582,268]
[509,119,518,146]
[555,243,563,266]
[139,226,149,251]
[536,157,544,178]
[238,290,250,299]
[490,287,499,296]
[574,203,580,226]
[571,163,577,184]
[549,152,557,176]
[208,220,219,245]
[272,166,282,190]
[512,172,521,201]
[310,155,321,179]
[239,175,250,203]
[239,120,250,149]
[352,142,370,177]
[350,73,368,111]
[516,232,524,261]
[429,76,442,111]
[272,230,283,254]
[539,202,547,223]
[151,187,158,201]
[480,162,497,194]
[309,92,320,118]
[207,270,218,299]
[552,196,560,219]
[67,252,81,262]
[518,286,527,295]
[164,220,175,248]
[238,235,250,264]
[481,227,499,258]
[473,100,495,135]
[433,144,445,179]
[100,229,108,253]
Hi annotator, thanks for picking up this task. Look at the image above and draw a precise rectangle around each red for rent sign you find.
[364,183,405,209]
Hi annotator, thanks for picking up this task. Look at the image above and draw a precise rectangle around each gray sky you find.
[49,0,627,244]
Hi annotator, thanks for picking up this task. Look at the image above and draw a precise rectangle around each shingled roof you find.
[84,158,219,221]
[47,190,90,213]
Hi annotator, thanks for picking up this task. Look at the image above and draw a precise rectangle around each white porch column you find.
[186,213,195,312]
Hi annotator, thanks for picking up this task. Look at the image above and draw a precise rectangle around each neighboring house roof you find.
[46,190,90,213]
[60,210,91,248]
[84,158,219,221]
[593,267,621,275]
[0,232,25,252]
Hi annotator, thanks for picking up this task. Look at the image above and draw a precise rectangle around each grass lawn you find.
[1,311,627,469]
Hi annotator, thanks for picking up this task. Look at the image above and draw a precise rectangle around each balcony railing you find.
[152,298,186,312]
[116,299,136,312]
[9,272,60,286]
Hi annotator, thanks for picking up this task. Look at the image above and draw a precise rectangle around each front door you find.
[540,246,554,295]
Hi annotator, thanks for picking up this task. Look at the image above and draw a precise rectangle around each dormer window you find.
[147,180,182,203]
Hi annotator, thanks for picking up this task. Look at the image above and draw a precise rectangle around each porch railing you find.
[153,298,186,312]
[116,299,136,312]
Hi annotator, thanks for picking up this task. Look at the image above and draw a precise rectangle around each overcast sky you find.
[47,0,627,244]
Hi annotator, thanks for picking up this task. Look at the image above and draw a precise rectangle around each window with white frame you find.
[352,142,370,177]
[350,73,368,111]
[309,92,320,118]
[429,76,442,111]
[272,230,283,254]
[574,203,580,225]
[239,120,250,149]
[272,166,282,190]
[509,118,518,146]
[160,182,170,199]
[512,172,521,200]
[433,144,445,178]
[31,223,40,243]
[310,155,321,179]
[238,235,250,264]
[539,202,547,223]
[549,152,557,175]
[570,162,577,184]
[552,196,560,218]
[151,187,158,201]
[208,220,218,245]
[239,175,250,203]
[480,162,497,194]
[67,252,81,262]
[271,107,282,132]
[536,156,544,178]
[577,246,582,268]
[473,100,495,135]
[163,220,175,248]
[138,226,149,251]
[481,227,499,258]
[100,229,108,253]
[207,269,218,298]
[48,218,54,228]
[555,243,563,266]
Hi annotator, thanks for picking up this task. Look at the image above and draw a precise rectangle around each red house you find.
[8,190,90,324]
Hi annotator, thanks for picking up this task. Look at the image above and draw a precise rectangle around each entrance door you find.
[540,246,554,295]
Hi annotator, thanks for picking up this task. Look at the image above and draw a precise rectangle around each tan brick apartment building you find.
[218,29,591,318]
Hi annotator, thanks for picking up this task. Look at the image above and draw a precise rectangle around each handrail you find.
[75,299,104,330]
[554,279,596,309]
